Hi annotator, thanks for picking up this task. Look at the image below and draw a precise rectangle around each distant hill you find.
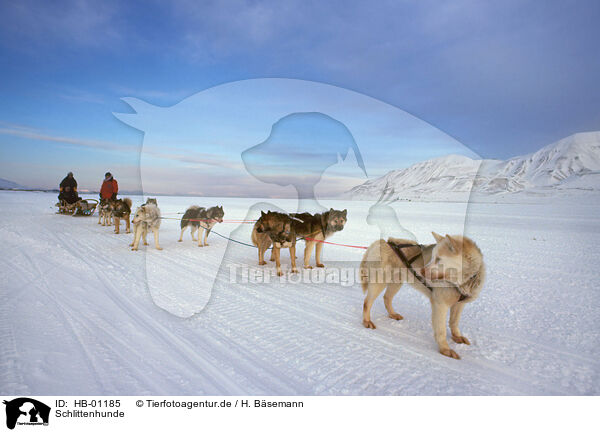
[0,178,24,190]
[346,132,600,201]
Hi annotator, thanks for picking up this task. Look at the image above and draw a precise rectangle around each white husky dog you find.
[130,202,162,251]
[360,232,486,359]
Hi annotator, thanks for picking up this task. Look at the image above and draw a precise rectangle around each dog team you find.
[66,171,487,359]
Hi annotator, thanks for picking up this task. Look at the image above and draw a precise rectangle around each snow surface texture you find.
[1,190,599,395]
[348,132,600,201]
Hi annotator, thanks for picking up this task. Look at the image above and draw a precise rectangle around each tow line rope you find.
[159,216,255,223]
[158,216,369,250]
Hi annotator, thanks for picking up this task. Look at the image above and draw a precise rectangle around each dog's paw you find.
[277,270,284,277]
[156,246,163,251]
[389,313,404,320]
[304,265,313,269]
[440,348,461,359]
[363,320,376,329]
[198,244,204,247]
[126,230,131,234]
[291,268,299,273]
[177,239,182,242]
[204,243,209,247]
[131,247,138,251]
[258,261,267,265]
[143,242,148,246]
[452,335,470,345]
[316,263,325,268]
[270,257,275,262]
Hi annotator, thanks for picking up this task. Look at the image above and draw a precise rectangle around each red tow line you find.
[303,237,368,250]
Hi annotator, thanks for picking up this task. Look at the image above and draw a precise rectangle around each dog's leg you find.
[129,224,137,247]
[383,283,404,320]
[178,226,186,242]
[153,227,162,250]
[98,211,102,224]
[131,224,143,251]
[258,244,267,265]
[125,215,131,234]
[303,241,316,269]
[274,247,283,276]
[449,302,470,345]
[197,226,204,247]
[143,226,148,245]
[269,249,275,261]
[203,227,210,247]
[114,217,120,234]
[290,245,298,273]
[363,282,385,329]
[315,241,325,267]
[431,301,459,359]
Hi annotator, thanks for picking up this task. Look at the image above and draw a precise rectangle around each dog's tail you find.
[123,197,132,209]
[251,226,258,246]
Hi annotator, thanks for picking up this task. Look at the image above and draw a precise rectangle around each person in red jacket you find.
[100,172,119,201]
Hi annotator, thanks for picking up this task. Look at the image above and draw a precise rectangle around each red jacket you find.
[100,178,118,200]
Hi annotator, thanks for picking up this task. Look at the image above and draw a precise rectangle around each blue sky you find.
[0,0,598,195]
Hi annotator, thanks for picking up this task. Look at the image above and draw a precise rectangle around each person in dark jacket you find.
[58,172,80,204]
[100,172,119,201]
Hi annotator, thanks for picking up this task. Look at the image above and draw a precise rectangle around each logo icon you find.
[3,398,50,430]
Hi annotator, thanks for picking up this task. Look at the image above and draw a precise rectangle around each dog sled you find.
[55,198,98,216]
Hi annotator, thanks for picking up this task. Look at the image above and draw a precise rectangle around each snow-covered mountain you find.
[0,178,23,189]
[347,132,600,200]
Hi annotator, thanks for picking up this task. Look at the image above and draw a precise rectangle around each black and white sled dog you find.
[98,199,112,226]
[178,205,224,247]
[130,199,162,251]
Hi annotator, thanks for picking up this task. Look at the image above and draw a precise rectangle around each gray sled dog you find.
[290,209,347,269]
[111,198,132,234]
[360,232,485,359]
[178,205,224,247]
[98,199,112,225]
[130,202,162,251]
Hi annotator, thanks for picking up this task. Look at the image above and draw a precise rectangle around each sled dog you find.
[111,198,131,234]
[98,199,112,225]
[56,200,78,215]
[252,211,298,276]
[130,202,162,250]
[73,199,94,216]
[178,205,224,247]
[360,232,486,359]
[290,209,347,268]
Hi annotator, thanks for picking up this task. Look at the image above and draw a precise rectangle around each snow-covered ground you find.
[1,190,599,395]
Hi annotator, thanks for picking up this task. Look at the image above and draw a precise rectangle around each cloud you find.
[143,148,243,170]
[0,123,138,153]
[0,0,124,49]
[109,86,196,105]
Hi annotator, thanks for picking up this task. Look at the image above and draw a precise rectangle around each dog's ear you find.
[261,211,266,217]
[432,232,444,243]
[445,234,459,252]
[342,209,347,216]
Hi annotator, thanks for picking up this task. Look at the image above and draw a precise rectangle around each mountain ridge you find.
[347,131,600,200]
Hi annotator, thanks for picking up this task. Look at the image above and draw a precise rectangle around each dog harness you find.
[387,241,469,302]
